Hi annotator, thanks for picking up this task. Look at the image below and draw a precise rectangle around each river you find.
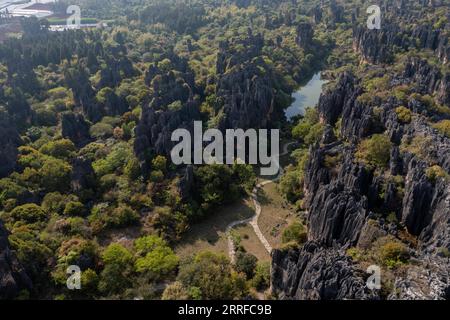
[285,72,328,120]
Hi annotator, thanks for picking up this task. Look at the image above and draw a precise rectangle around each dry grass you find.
[234,224,271,262]
[257,182,296,248]
[175,199,255,259]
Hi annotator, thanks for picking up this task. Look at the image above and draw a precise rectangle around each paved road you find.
[227,141,296,263]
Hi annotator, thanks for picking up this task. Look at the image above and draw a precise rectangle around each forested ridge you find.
[0,0,449,300]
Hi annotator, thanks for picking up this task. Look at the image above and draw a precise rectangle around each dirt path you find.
[227,141,295,263]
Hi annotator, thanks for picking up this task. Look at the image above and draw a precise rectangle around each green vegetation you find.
[292,108,324,145]
[0,0,445,301]
[400,135,433,161]
[177,251,247,300]
[356,134,392,169]
[433,120,450,138]
[134,236,179,279]
[250,262,271,291]
[347,236,410,270]
[377,239,410,269]
[395,106,412,124]
[281,222,307,245]
[425,165,449,183]
[234,252,258,279]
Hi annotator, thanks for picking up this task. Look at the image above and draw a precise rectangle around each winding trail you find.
[227,141,296,263]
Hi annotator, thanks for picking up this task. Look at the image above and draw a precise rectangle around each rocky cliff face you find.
[61,112,92,148]
[0,221,32,299]
[353,2,449,65]
[272,50,450,299]
[271,241,378,300]
[134,52,202,175]
[215,33,281,130]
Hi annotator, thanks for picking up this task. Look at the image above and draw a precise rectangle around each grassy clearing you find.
[234,224,271,262]
[258,182,296,248]
[175,199,254,259]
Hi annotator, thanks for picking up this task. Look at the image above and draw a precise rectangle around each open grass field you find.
[234,224,271,262]
[257,182,297,249]
[175,198,255,259]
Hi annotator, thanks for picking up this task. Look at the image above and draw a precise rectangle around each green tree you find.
[39,139,76,159]
[39,157,72,192]
[134,235,179,279]
[234,252,257,279]
[177,251,247,300]
[102,243,133,267]
[63,201,86,216]
[251,262,271,291]
[98,243,134,294]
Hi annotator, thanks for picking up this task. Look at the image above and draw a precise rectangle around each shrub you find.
[433,120,450,138]
[89,204,139,233]
[110,205,140,227]
[102,243,133,267]
[377,239,409,269]
[41,192,71,214]
[99,243,133,294]
[39,139,76,160]
[35,108,58,126]
[90,122,114,139]
[0,178,28,209]
[292,108,324,145]
[134,246,179,277]
[400,135,432,160]
[168,100,183,111]
[63,201,86,216]
[438,247,450,258]
[152,155,167,172]
[124,156,141,180]
[11,204,47,223]
[282,222,307,245]
[93,142,133,176]
[39,157,72,192]
[279,168,304,203]
[356,134,392,169]
[150,170,164,182]
[425,165,449,183]
[162,281,189,300]
[395,106,412,124]
[81,269,99,295]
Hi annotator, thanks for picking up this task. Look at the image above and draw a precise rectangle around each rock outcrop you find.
[215,34,281,130]
[70,157,96,197]
[352,4,450,65]
[0,221,32,299]
[271,241,378,300]
[61,112,91,148]
[272,53,450,299]
[134,52,201,175]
